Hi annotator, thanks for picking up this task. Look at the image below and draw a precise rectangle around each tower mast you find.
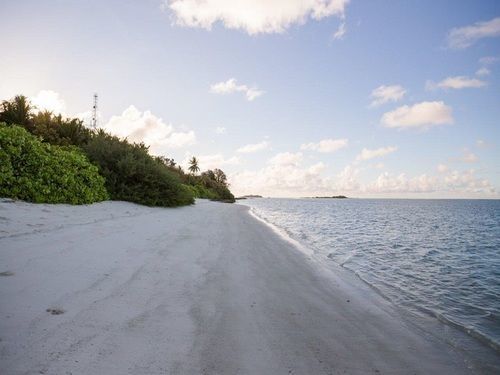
[91,93,98,129]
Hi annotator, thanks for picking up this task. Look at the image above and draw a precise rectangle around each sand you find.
[0,199,498,374]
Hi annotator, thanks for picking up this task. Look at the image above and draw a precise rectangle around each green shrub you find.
[190,184,218,200]
[0,124,108,204]
[83,131,194,207]
[0,96,33,130]
[185,175,235,202]
[30,111,93,147]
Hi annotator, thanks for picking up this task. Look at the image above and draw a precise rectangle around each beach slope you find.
[0,199,497,374]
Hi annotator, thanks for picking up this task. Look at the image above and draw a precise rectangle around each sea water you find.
[240,198,500,350]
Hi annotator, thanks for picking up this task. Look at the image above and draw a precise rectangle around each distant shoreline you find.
[235,194,263,200]
[310,195,348,199]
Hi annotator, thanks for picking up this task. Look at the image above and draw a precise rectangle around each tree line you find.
[0,95,235,206]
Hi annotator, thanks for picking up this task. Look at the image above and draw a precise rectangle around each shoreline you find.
[1,200,499,374]
[242,202,500,354]
[255,199,500,363]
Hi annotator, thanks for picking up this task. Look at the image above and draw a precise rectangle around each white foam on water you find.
[246,206,314,257]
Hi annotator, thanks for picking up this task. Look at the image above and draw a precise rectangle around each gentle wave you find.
[247,207,314,256]
[241,198,500,351]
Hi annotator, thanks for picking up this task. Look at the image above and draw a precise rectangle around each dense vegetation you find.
[183,169,235,203]
[83,131,194,206]
[0,124,108,204]
[0,95,235,206]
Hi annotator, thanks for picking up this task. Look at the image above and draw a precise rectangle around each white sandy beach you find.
[0,199,498,374]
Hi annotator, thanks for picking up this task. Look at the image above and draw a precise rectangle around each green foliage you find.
[31,111,93,147]
[0,95,33,130]
[0,94,236,207]
[212,168,227,185]
[194,170,235,202]
[83,131,194,207]
[0,95,33,131]
[190,184,218,200]
[183,184,214,200]
[0,124,108,204]
[154,156,235,203]
[0,96,93,147]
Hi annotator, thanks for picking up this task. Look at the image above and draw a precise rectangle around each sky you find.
[1,0,500,198]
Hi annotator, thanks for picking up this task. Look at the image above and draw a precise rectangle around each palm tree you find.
[0,95,34,130]
[188,156,200,175]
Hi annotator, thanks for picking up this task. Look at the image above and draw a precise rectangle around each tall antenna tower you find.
[91,93,98,129]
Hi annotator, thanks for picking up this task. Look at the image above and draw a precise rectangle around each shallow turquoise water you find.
[241,198,500,350]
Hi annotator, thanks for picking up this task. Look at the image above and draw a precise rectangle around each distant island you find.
[236,195,263,200]
[312,195,348,199]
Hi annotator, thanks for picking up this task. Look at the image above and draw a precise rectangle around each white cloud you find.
[475,67,490,76]
[332,22,346,40]
[230,152,361,197]
[165,0,350,35]
[381,101,453,130]
[237,140,270,153]
[437,164,449,173]
[443,169,494,193]
[370,85,406,107]
[308,162,326,175]
[366,173,439,193]
[460,150,478,163]
[28,90,99,127]
[229,158,363,197]
[229,157,496,198]
[364,169,495,195]
[210,78,264,101]
[268,152,303,166]
[479,56,499,65]
[476,56,498,76]
[447,17,500,49]
[426,76,486,90]
[246,88,264,101]
[104,105,196,154]
[476,139,489,149]
[215,126,227,134]
[30,90,66,114]
[229,156,330,197]
[356,146,397,161]
[335,165,359,191]
[300,138,348,153]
